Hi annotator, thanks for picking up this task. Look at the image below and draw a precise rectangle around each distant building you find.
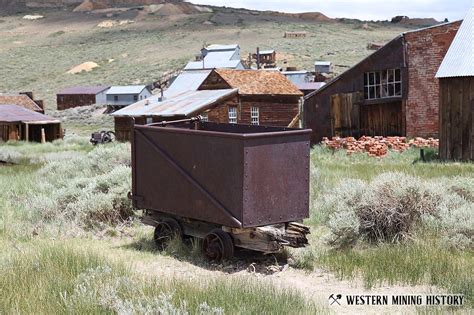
[284,31,307,38]
[304,21,461,144]
[282,70,310,85]
[184,44,245,71]
[56,86,110,110]
[0,104,62,142]
[315,61,332,74]
[106,86,152,107]
[252,49,277,68]
[296,82,326,96]
[112,69,303,141]
[436,7,474,161]
[0,93,44,113]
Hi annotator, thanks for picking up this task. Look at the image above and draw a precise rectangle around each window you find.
[251,106,259,125]
[146,117,153,124]
[134,95,138,101]
[200,113,209,122]
[364,69,402,100]
[228,107,237,124]
[114,95,118,102]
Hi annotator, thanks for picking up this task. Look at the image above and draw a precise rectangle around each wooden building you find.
[198,69,303,126]
[436,7,473,161]
[284,31,307,38]
[0,93,44,113]
[112,69,302,141]
[303,21,461,144]
[0,104,62,142]
[252,49,277,68]
[106,86,152,108]
[57,86,110,110]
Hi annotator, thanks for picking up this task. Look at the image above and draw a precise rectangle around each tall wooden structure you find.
[436,7,474,161]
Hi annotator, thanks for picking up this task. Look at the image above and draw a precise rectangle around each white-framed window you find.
[201,112,209,122]
[364,69,402,100]
[146,117,153,124]
[228,107,237,124]
[251,106,259,125]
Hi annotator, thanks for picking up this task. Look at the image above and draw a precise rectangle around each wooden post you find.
[25,123,29,142]
[41,128,46,144]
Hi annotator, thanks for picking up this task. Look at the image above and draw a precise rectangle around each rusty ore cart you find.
[130,117,312,261]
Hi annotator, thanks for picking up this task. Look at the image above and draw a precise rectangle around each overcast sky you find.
[189,0,472,21]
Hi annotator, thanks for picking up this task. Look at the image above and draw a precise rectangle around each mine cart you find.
[130,117,312,261]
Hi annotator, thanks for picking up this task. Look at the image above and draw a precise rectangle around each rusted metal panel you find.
[132,121,311,228]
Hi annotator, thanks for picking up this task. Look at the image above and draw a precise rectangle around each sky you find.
[189,0,473,21]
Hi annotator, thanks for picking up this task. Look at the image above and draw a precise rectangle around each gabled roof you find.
[184,60,243,71]
[305,20,461,100]
[111,89,238,117]
[0,104,60,124]
[258,50,276,55]
[212,69,303,96]
[58,86,110,95]
[436,7,473,78]
[204,50,239,63]
[165,70,212,97]
[315,61,331,66]
[106,85,148,95]
[0,94,42,112]
[205,44,239,51]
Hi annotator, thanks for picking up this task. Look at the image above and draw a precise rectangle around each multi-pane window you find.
[251,106,259,125]
[228,107,237,124]
[364,69,402,100]
[200,112,209,122]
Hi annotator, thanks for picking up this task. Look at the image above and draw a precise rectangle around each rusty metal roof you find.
[214,69,303,96]
[0,104,60,124]
[57,86,110,95]
[436,7,473,78]
[111,89,238,117]
[0,94,42,112]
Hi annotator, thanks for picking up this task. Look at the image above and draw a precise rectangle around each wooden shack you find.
[303,21,461,144]
[57,86,110,110]
[112,69,303,141]
[436,8,473,161]
[284,31,307,38]
[0,104,62,142]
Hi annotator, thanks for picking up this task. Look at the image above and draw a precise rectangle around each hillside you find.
[0,6,415,114]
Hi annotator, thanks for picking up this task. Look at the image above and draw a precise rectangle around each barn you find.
[303,21,461,144]
[106,86,152,108]
[0,104,62,142]
[56,86,110,110]
[112,69,302,141]
[436,7,473,161]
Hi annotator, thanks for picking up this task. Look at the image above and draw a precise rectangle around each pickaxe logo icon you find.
[329,294,342,305]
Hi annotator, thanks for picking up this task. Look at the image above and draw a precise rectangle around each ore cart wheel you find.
[153,218,183,251]
[202,229,234,262]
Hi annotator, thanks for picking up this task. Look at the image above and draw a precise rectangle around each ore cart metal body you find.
[131,118,311,260]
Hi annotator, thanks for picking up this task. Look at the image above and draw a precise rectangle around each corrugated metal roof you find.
[215,69,303,96]
[165,70,212,97]
[106,85,147,95]
[296,82,326,90]
[111,89,238,117]
[204,50,238,63]
[57,86,110,95]
[0,94,42,112]
[436,7,473,78]
[205,44,239,51]
[259,50,275,54]
[184,60,243,70]
[315,61,331,66]
[0,104,60,123]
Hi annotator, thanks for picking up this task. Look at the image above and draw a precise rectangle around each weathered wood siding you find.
[206,95,299,126]
[439,77,474,161]
[57,94,97,110]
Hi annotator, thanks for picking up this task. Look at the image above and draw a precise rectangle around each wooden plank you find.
[452,78,463,160]
[470,78,474,160]
[439,80,448,160]
[461,78,471,160]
